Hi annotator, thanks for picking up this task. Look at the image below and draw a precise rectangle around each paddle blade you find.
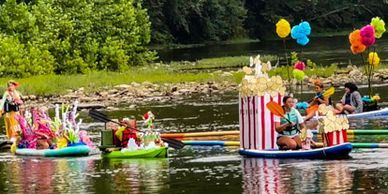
[306,104,319,115]
[323,87,335,97]
[162,138,185,149]
[266,101,285,117]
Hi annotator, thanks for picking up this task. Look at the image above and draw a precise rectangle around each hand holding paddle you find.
[307,87,335,114]
[89,109,185,149]
[266,101,292,124]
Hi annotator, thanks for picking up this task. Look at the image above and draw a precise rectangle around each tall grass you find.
[0,56,385,97]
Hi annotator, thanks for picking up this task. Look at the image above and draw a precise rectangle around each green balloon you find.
[293,69,305,81]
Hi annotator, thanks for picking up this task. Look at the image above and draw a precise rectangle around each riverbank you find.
[3,56,388,109]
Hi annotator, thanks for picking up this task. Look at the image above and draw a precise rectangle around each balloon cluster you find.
[276,19,312,47]
[291,21,311,46]
[349,17,385,67]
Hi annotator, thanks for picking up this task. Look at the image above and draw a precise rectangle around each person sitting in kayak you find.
[305,80,332,120]
[334,82,363,114]
[115,117,138,148]
[275,96,306,150]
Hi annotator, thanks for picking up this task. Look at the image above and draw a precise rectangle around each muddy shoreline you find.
[23,68,388,109]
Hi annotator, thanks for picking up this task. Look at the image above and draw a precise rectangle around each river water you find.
[2,36,388,193]
[1,85,388,193]
[157,36,388,67]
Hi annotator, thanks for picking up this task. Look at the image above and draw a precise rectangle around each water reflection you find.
[98,158,170,194]
[242,159,283,194]
[241,158,355,194]
[0,157,95,193]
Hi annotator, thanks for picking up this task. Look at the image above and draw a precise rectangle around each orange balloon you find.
[349,30,362,45]
[350,43,366,54]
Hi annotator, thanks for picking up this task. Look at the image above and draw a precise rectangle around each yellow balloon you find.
[368,52,380,67]
[276,19,291,38]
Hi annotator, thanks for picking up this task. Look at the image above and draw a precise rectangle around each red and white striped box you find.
[239,94,282,150]
[324,130,348,146]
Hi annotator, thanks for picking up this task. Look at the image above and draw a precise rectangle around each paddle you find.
[306,87,336,114]
[89,109,185,149]
[266,101,292,124]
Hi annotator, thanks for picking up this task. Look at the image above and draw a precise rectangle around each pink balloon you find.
[294,61,306,71]
[360,25,376,47]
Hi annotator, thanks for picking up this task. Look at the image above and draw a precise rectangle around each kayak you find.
[303,107,388,120]
[346,107,388,119]
[102,147,168,159]
[15,145,91,157]
[239,143,352,159]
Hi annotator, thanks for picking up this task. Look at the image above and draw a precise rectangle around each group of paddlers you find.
[275,80,373,150]
[0,79,165,152]
[0,80,94,151]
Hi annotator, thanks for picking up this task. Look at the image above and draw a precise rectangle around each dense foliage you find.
[0,0,155,77]
[143,0,388,44]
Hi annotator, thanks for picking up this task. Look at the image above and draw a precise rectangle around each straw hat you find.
[7,80,20,87]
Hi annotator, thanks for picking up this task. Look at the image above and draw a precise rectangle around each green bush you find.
[0,0,155,77]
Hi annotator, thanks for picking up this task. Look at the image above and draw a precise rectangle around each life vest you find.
[4,98,19,112]
[121,128,137,147]
[278,108,300,137]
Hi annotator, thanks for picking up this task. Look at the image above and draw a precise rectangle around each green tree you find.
[0,0,155,77]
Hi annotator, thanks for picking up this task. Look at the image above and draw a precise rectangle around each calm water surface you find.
[157,36,388,67]
[1,147,387,193]
[0,87,388,193]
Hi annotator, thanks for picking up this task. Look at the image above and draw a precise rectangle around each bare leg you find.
[343,105,355,114]
[277,136,298,150]
[334,103,344,114]
[293,136,302,149]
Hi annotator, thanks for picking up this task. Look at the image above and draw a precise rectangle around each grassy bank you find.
[1,55,387,97]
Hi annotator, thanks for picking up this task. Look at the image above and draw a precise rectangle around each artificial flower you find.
[370,17,386,39]
[242,66,253,74]
[368,52,380,67]
[276,19,291,38]
[294,61,306,71]
[360,25,376,47]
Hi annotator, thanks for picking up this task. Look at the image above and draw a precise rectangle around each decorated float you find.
[237,55,352,159]
[91,110,181,159]
[14,101,94,157]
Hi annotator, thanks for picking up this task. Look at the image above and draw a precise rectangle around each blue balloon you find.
[297,36,309,46]
[299,21,311,36]
[296,102,309,110]
[291,25,303,39]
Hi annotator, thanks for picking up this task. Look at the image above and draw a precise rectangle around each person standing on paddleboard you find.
[0,80,23,142]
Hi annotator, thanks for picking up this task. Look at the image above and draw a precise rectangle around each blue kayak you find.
[239,143,352,159]
[15,145,91,157]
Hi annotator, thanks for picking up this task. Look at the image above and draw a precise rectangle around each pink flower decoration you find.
[360,25,376,47]
[294,61,305,71]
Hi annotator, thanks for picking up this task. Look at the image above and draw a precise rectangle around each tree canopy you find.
[0,0,155,77]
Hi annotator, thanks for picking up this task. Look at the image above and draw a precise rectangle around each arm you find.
[275,121,293,133]
[354,92,363,112]
[318,96,330,106]
[340,94,346,104]
[0,92,8,112]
